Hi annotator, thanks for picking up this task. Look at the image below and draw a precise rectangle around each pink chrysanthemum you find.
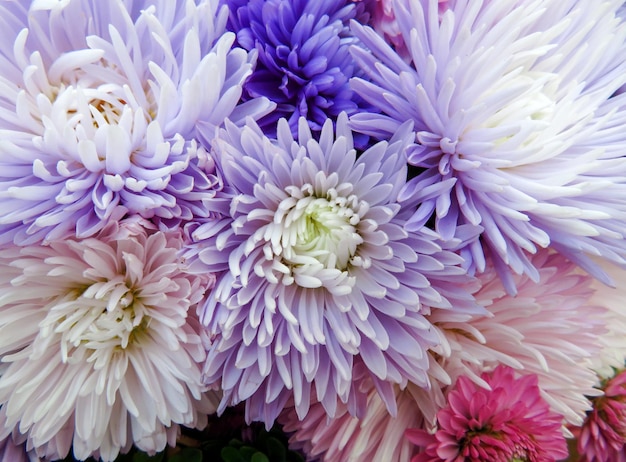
[407,365,568,462]
[586,260,626,378]
[279,381,424,462]
[0,436,32,462]
[277,251,603,462]
[0,220,217,461]
[354,0,450,59]
[573,369,626,462]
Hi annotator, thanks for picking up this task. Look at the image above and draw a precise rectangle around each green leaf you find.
[221,446,247,462]
[265,436,287,461]
[239,446,257,460]
[169,448,202,462]
[132,451,164,462]
[250,453,270,462]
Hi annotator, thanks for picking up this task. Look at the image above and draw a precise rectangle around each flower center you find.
[277,183,364,272]
[42,276,150,362]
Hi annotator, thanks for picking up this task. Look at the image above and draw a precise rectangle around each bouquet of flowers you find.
[1,0,626,461]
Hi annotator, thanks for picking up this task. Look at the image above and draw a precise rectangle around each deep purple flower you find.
[184,113,483,426]
[349,0,626,293]
[223,0,367,136]
[0,0,272,246]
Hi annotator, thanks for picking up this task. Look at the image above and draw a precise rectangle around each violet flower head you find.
[573,369,626,462]
[224,0,366,136]
[349,0,626,293]
[0,0,272,245]
[0,219,217,461]
[407,365,569,462]
[185,113,483,426]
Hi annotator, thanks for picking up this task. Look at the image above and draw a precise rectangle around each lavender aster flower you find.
[223,0,365,136]
[0,219,218,461]
[185,113,483,426]
[0,0,272,245]
[350,0,626,292]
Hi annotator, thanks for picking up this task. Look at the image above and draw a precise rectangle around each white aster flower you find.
[350,0,626,292]
[0,0,272,245]
[0,220,218,461]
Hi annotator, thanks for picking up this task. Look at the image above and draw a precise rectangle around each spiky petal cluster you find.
[350,0,626,292]
[0,0,272,245]
[573,369,626,462]
[0,220,217,461]
[0,437,31,462]
[277,251,604,462]
[185,113,483,426]
[223,0,365,135]
[406,365,568,462]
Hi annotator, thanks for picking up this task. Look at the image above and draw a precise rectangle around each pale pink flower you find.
[407,365,568,462]
[586,259,626,378]
[278,251,602,461]
[0,436,34,462]
[0,220,218,461]
[573,369,626,462]
[354,0,450,59]
[428,250,605,428]
[279,381,424,461]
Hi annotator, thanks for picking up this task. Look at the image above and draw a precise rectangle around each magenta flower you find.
[573,369,626,462]
[406,365,568,462]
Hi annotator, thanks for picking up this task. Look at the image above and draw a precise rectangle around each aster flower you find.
[185,113,483,426]
[279,382,425,462]
[0,436,33,462]
[407,365,568,462]
[586,259,626,378]
[0,219,218,461]
[277,250,604,462]
[573,369,626,462]
[0,0,273,246]
[353,0,450,59]
[223,0,367,136]
[349,0,626,292]
[431,250,605,428]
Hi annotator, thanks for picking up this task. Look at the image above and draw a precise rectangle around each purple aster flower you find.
[0,0,273,246]
[349,0,626,293]
[184,113,483,426]
[222,0,368,136]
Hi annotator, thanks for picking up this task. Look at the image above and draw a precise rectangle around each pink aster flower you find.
[573,369,626,462]
[0,220,217,461]
[279,382,425,462]
[407,365,568,462]
[277,251,603,462]
[354,0,450,59]
[586,259,626,378]
[0,436,33,462]
[0,0,272,245]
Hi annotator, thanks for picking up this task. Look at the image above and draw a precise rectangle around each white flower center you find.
[280,185,364,271]
[249,176,370,294]
[42,275,149,363]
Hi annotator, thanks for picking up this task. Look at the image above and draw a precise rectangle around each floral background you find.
[1,0,626,461]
